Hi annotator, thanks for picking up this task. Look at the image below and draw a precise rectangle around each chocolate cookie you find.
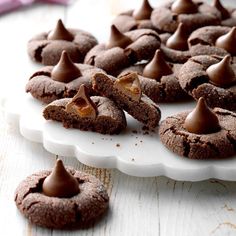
[213,0,236,27]
[15,159,109,229]
[43,85,127,134]
[26,51,104,104]
[151,0,221,34]
[188,26,236,57]
[179,55,236,111]
[92,72,161,128]
[84,25,161,76]
[112,0,156,33]
[159,98,236,159]
[28,19,98,65]
[119,50,189,102]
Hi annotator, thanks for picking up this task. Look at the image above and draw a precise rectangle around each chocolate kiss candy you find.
[215,27,236,55]
[184,97,220,134]
[206,55,236,87]
[66,84,97,119]
[115,72,142,101]
[166,23,189,51]
[48,19,74,41]
[106,25,133,49]
[42,159,80,198]
[51,51,81,83]
[171,0,198,14]
[133,0,153,20]
[213,0,230,20]
[143,50,173,81]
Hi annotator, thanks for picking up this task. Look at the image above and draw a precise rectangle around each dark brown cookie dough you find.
[14,167,109,229]
[92,72,161,128]
[151,0,221,34]
[119,62,189,103]
[112,0,157,33]
[178,55,236,110]
[188,26,236,57]
[43,96,127,134]
[28,20,98,65]
[159,107,236,159]
[84,28,161,76]
[26,63,104,104]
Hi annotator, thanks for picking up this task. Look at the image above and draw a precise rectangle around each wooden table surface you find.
[0,0,236,235]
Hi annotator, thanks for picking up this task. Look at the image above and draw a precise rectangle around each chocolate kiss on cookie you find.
[143,49,172,81]
[42,159,80,198]
[115,72,142,101]
[66,84,97,118]
[212,0,230,20]
[166,23,189,51]
[48,19,74,41]
[171,0,198,15]
[215,27,236,55]
[106,25,133,49]
[51,51,81,83]
[184,97,220,134]
[133,0,153,20]
[206,55,236,87]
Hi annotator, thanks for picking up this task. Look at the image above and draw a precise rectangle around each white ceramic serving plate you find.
[4,94,236,181]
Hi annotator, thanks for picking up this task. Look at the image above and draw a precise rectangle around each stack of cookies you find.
[18,0,236,228]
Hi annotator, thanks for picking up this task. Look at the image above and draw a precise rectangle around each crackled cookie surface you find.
[93,72,161,128]
[151,0,220,34]
[26,51,104,104]
[43,85,127,134]
[179,55,236,110]
[15,160,109,229]
[84,26,160,76]
[119,50,189,102]
[160,98,236,159]
[28,19,98,65]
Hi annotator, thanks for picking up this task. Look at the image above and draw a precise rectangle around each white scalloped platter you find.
[4,94,236,181]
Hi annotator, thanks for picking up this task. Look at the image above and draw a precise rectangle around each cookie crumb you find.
[140,140,143,143]
[131,158,135,161]
[132,130,138,134]
[143,131,149,135]
[142,126,149,131]
[116,143,120,147]
[135,143,138,146]
[92,142,94,144]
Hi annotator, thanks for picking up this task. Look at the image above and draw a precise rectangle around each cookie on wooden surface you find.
[15,159,109,229]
